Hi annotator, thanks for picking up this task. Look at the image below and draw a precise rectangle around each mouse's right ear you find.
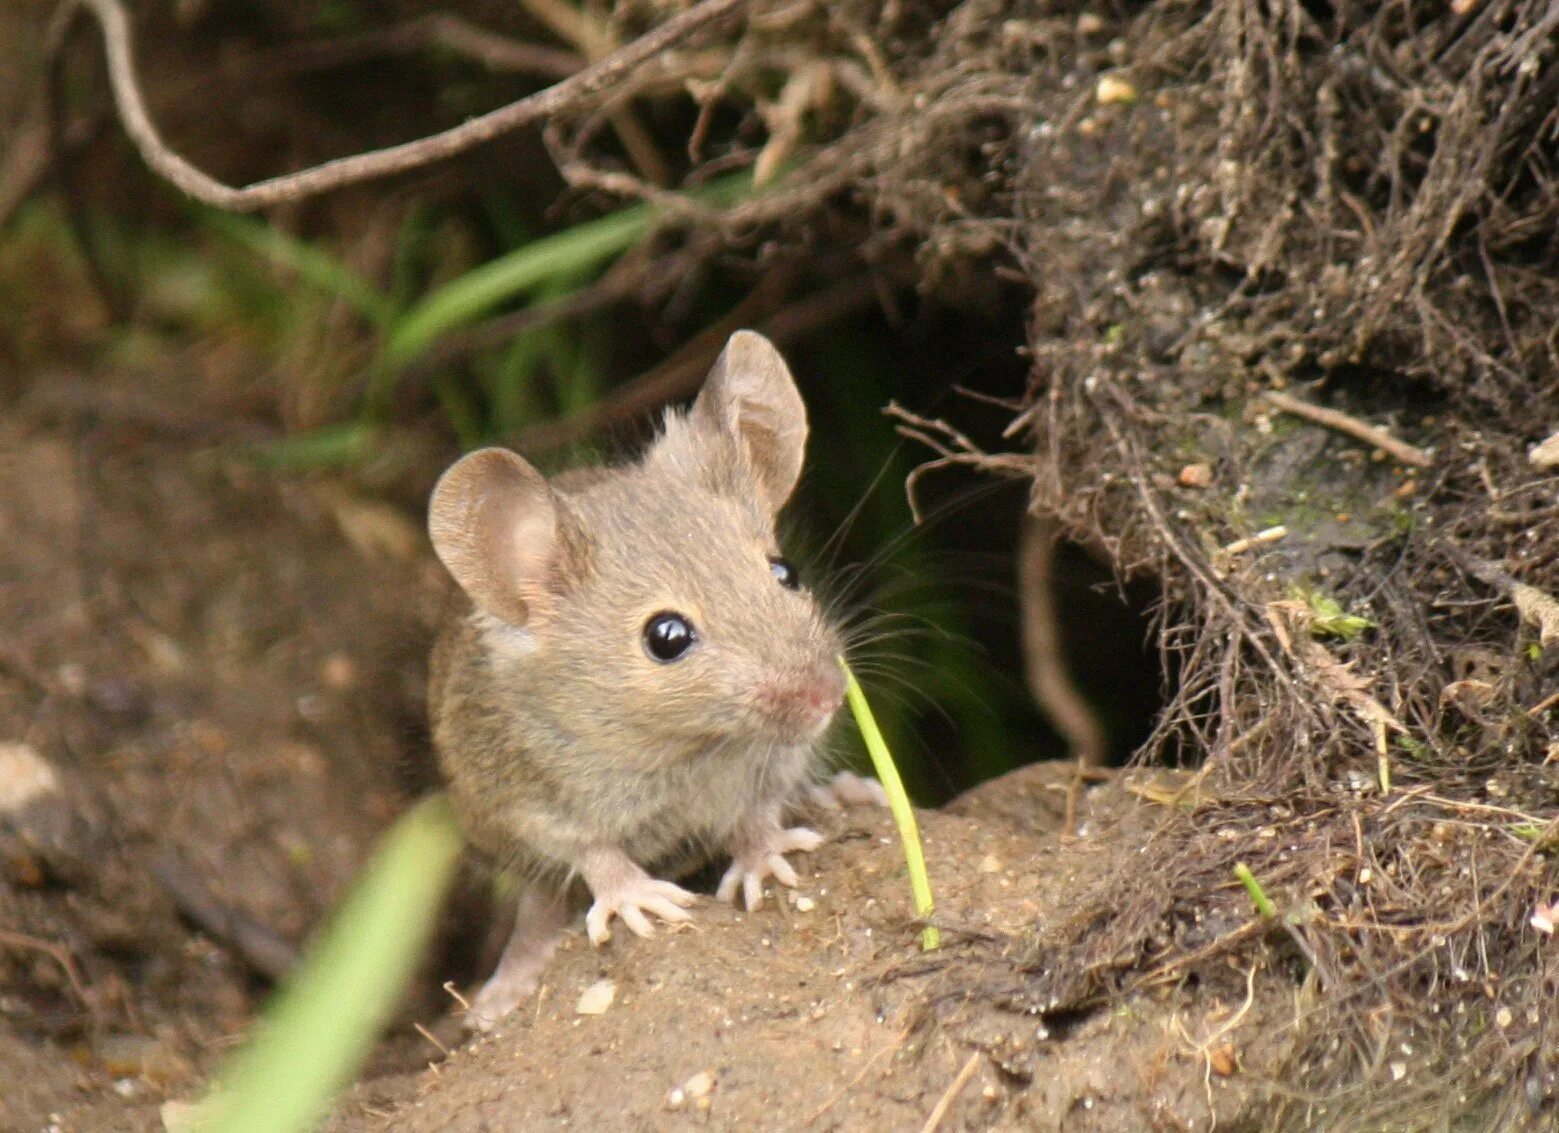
[428,448,560,627]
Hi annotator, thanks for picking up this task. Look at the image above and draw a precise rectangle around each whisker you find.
[817,441,913,569]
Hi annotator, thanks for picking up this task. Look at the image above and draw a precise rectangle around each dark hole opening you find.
[784,305,1168,806]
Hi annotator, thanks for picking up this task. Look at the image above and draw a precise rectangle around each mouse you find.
[427,329,886,1030]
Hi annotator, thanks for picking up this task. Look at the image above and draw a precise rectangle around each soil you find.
[0,364,1295,1132]
[324,784,1286,1133]
[0,359,440,1131]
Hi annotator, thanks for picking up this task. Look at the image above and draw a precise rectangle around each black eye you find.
[643,612,697,662]
[769,558,801,590]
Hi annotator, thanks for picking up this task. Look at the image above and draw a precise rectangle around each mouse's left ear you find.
[691,330,808,513]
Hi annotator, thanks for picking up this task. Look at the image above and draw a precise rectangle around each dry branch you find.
[1442,541,1559,649]
[1262,389,1433,468]
[69,0,746,210]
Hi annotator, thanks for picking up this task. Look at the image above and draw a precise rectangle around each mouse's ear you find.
[428,448,563,627]
[691,330,808,513]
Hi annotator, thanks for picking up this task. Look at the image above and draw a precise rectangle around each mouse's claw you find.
[717,824,824,911]
[583,875,696,946]
[807,770,891,810]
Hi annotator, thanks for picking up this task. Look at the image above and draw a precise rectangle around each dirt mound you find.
[324,766,1289,1133]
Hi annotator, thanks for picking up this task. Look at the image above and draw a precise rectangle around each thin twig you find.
[1096,381,1300,703]
[397,258,653,383]
[1527,688,1559,717]
[1262,389,1432,468]
[1018,516,1109,768]
[919,1051,982,1133]
[152,858,298,982]
[21,376,273,442]
[1173,963,1260,1128]
[72,0,746,210]
[1219,525,1288,556]
[885,402,1035,521]
[0,104,104,231]
[511,267,796,453]
[804,1032,906,1126]
[1132,920,1268,992]
[46,5,126,319]
[518,0,672,186]
[0,929,93,1009]
[1439,539,1559,648]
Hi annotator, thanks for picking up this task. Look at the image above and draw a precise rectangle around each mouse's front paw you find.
[584,875,696,946]
[716,824,824,911]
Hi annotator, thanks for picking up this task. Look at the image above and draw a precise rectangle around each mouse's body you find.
[427,331,878,1030]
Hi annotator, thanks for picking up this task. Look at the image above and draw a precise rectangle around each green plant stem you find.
[192,794,463,1133]
[1234,862,1277,920]
[202,210,395,329]
[840,658,939,951]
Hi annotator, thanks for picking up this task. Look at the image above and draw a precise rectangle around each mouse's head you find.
[429,331,844,758]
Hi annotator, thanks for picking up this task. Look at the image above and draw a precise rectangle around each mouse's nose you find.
[755,666,845,737]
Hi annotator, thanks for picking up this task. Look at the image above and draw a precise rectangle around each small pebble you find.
[575,979,616,1016]
[1208,1043,1237,1077]
[0,742,58,813]
[1530,902,1555,934]
[1096,74,1138,105]
[1177,462,1214,488]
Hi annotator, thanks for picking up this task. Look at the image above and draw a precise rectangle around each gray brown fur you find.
[427,330,843,893]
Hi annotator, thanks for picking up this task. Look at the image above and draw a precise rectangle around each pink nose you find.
[758,673,845,726]
[799,684,843,715]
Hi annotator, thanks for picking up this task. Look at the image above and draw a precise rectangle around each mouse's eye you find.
[643,612,697,662]
[769,557,801,591]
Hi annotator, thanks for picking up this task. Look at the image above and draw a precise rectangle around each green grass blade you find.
[247,422,378,469]
[840,659,940,951]
[191,794,464,1133]
[202,211,396,330]
[383,204,650,368]
[381,170,758,370]
[431,370,487,450]
[1234,862,1277,919]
